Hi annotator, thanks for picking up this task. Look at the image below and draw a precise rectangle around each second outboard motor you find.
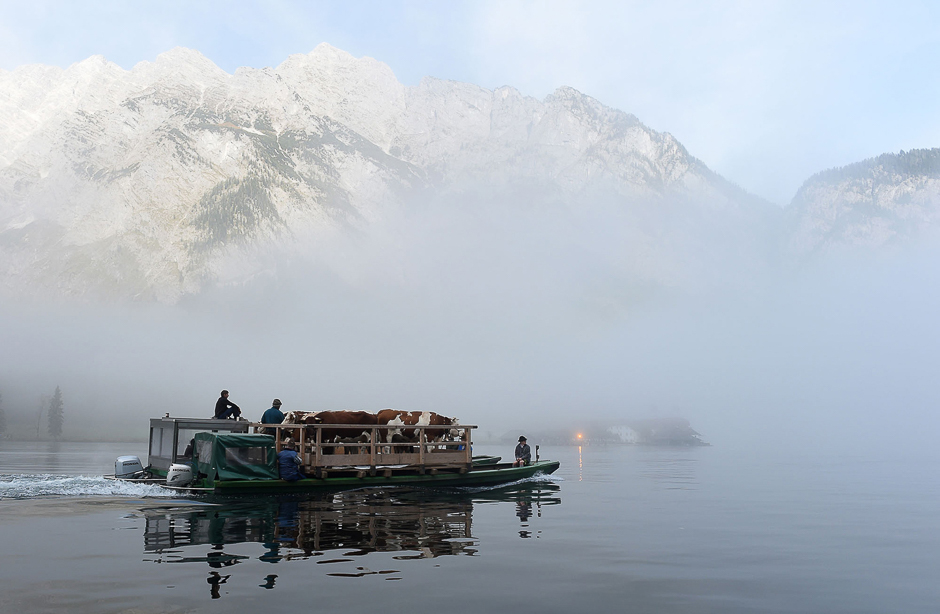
[166,463,193,487]
[115,456,145,478]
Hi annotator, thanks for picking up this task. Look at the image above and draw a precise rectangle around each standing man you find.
[513,436,531,467]
[260,399,285,435]
[214,390,241,420]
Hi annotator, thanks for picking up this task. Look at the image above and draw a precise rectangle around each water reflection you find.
[40,440,62,472]
[259,574,277,589]
[206,571,229,599]
[141,483,561,594]
[472,483,560,538]
[578,445,583,481]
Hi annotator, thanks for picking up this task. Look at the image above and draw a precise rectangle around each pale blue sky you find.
[2,0,939,205]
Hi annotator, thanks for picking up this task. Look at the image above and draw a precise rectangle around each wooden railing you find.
[248,422,476,473]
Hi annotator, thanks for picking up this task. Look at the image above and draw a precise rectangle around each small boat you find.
[111,416,558,494]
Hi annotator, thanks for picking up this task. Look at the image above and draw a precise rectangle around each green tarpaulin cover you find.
[194,432,277,482]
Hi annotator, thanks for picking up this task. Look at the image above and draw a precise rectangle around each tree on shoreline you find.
[0,391,6,437]
[48,386,63,440]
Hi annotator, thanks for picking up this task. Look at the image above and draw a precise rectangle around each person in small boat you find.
[214,390,242,420]
[260,399,285,434]
[277,439,306,481]
[513,436,531,467]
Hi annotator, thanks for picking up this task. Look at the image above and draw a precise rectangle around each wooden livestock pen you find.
[252,422,477,478]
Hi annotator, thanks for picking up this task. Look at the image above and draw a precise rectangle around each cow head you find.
[384,416,406,443]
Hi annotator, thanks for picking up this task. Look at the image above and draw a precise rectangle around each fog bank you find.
[2,194,938,454]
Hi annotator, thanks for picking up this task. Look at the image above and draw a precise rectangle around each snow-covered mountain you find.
[787,149,940,254]
[0,46,426,300]
[0,43,867,302]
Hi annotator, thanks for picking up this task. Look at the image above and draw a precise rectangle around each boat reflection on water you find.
[142,483,561,593]
[470,483,560,538]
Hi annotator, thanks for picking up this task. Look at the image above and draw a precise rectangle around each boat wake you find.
[455,472,565,494]
[0,474,181,500]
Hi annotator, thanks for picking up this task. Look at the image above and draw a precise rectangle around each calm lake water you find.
[0,440,938,613]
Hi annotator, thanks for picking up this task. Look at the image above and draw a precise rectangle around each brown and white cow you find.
[282,411,316,424]
[280,410,377,453]
[309,410,378,452]
[375,409,460,448]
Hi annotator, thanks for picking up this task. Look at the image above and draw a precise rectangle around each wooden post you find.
[418,427,426,473]
[370,427,377,468]
[315,425,322,467]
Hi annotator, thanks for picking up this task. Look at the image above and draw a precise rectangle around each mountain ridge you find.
[1,44,933,303]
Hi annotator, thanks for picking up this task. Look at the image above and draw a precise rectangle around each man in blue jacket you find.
[260,399,284,434]
[277,439,306,481]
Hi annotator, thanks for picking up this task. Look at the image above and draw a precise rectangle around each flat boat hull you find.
[203,460,559,494]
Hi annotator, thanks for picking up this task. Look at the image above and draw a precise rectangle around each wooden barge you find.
[120,416,559,493]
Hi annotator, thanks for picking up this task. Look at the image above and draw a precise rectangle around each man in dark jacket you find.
[277,439,306,481]
[513,436,531,467]
[260,399,284,435]
[214,390,241,420]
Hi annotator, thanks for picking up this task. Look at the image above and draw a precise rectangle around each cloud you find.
[464,1,940,203]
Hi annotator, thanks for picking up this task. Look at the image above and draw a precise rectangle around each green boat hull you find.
[202,460,560,494]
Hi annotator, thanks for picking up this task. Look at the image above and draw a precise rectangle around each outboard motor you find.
[166,463,193,487]
[115,455,145,478]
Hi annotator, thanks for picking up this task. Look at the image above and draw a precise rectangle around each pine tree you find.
[48,386,64,440]
[0,391,6,437]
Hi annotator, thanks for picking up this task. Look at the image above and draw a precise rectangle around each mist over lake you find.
[3,4,940,612]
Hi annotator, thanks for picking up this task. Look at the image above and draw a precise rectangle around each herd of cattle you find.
[275,409,462,450]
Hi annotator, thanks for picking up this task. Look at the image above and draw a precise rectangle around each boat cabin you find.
[148,417,249,476]
[193,432,278,484]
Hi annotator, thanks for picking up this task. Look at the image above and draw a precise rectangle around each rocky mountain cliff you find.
[786,148,940,254]
[0,44,779,302]
[4,44,935,303]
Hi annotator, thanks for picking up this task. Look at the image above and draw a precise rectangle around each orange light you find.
[577,433,583,439]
